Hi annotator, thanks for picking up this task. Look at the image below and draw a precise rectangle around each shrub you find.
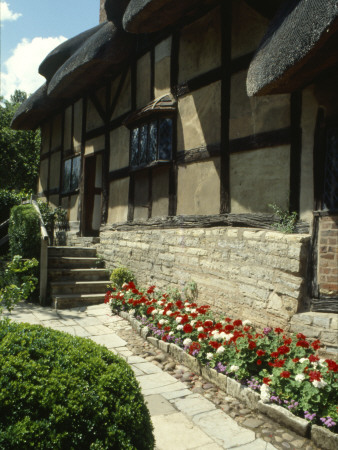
[9,204,40,260]
[0,321,155,449]
[110,266,136,289]
[0,255,38,313]
[0,189,28,224]
[269,203,297,234]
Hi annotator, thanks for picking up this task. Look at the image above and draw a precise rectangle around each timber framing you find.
[106,213,310,233]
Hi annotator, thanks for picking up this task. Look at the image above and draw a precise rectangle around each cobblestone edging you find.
[119,310,338,450]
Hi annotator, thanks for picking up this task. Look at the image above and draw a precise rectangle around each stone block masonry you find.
[97,225,311,331]
[318,215,338,297]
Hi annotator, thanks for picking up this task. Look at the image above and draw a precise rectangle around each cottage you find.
[12,0,337,351]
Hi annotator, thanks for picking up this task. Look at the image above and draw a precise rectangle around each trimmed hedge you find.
[0,189,24,224]
[9,204,40,260]
[0,321,155,449]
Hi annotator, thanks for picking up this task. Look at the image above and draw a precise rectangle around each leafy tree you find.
[0,90,41,192]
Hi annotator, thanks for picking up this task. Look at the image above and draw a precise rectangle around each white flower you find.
[224,333,234,341]
[169,331,174,336]
[158,309,164,315]
[185,307,191,312]
[177,325,183,330]
[206,352,214,360]
[190,320,196,326]
[299,358,309,364]
[319,359,326,367]
[211,330,218,335]
[216,346,225,354]
[243,320,252,326]
[159,319,167,325]
[229,365,239,373]
[191,308,197,313]
[166,311,172,316]
[260,384,271,403]
[122,283,128,288]
[151,309,158,316]
[176,317,182,323]
[312,379,327,389]
[183,338,192,346]
[219,332,227,339]
[295,374,305,382]
[197,327,204,332]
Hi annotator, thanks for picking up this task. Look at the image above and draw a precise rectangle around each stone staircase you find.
[48,246,110,309]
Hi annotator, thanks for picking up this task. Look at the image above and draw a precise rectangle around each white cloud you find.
[0,2,22,22]
[1,36,67,99]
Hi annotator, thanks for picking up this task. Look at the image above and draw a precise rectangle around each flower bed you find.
[105,282,338,438]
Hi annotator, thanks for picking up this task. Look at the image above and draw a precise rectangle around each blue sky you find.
[1,1,100,99]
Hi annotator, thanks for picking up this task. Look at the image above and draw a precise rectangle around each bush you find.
[0,255,38,313]
[0,189,28,224]
[0,322,155,449]
[9,204,40,260]
[110,267,136,289]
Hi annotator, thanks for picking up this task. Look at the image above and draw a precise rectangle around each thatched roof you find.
[247,0,338,96]
[11,21,135,129]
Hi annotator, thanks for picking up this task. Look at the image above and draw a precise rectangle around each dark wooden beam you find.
[175,67,222,97]
[231,52,255,74]
[220,0,232,214]
[177,144,221,164]
[108,213,310,233]
[109,166,130,182]
[89,92,106,123]
[229,127,291,153]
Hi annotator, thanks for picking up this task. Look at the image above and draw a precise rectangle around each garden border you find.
[118,310,338,450]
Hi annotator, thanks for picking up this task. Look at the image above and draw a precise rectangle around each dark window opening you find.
[62,155,81,194]
[323,127,338,211]
[130,118,173,169]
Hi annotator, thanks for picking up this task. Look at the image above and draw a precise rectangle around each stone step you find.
[50,280,110,295]
[52,293,106,309]
[48,246,97,258]
[48,268,110,282]
[48,256,100,269]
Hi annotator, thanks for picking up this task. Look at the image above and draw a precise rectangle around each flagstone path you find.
[2,302,320,450]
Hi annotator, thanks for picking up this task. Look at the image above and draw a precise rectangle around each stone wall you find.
[96,225,310,331]
[318,215,338,297]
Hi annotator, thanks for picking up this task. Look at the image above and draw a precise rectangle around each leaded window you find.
[62,155,81,194]
[130,118,173,168]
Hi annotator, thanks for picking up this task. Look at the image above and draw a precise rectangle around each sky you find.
[0,1,100,100]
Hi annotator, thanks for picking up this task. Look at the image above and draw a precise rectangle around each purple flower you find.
[304,411,316,421]
[320,416,336,428]
[263,327,272,335]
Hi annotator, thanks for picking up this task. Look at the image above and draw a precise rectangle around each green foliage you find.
[269,203,298,234]
[9,204,40,260]
[0,189,30,224]
[0,90,41,192]
[183,281,198,302]
[0,322,155,449]
[109,267,136,289]
[0,255,38,313]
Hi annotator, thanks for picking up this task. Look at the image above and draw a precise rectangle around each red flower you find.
[189,342,201,355]
[243,326,251,332]
[311,339,321,350]
[309,370,322,382]
[198,332,207,340]
[297,333,306,340]
[248,341,256,350]
[256,349,266,357]
[292,358,300,363]
[225,324,234,333]
[164,326,171,332]
[233,319,242,327]
[277,345,290,355]
[275,328,283,334]
[309,354,320,363]
[209,340,221,350]
[270,352,279,359]
[215,323,223,330]
[225,317,232,323]
[263,377,271,385]
[183,324,193,333]
[147,306,155,315]
[283,338,292,346]
[325,359,338,372]
[257,359,262,365]
[190,313,198,319]
[296,340,309,348]
[104,291,112,304]
[269,359,285,368]
[280,371,291,378]
[147,285,156,294]
[204,320,213,327]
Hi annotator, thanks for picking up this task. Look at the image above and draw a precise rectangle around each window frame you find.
[61,154,81,195]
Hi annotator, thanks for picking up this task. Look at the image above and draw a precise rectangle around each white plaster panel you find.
[136,53,152,109]
[152,167,169,217]
[38,159,49,193]
[110,126,130,171]
[92,194,102,230]
[230,70,290,140]
[111,70,132,119]
[69,194,79,222]
[230,146,290,214]
[86,99,104,132]
[73,99,83,151]
[179,7,221,83]
[41,121,50,154]
[108,178,129,224]
[95,154,102,189]
[177,81,221,151]
[177,158,221,215]
[64,106,72,151]
[49,151,61,190]
[51,114,62,150]
[85,135,105,155]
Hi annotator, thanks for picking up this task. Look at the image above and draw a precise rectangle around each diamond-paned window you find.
[62,155,81,194]
[130,118,173,168]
